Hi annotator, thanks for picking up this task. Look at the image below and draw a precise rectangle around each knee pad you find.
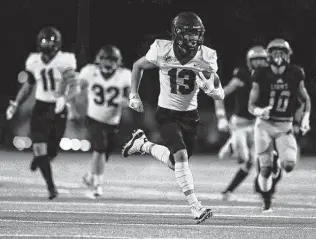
[281,161,295,172]
[173,149,188,162]
[260,166,272,178]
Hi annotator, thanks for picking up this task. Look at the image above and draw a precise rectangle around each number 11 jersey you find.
[145,39,218,111]
[26,51,77,103]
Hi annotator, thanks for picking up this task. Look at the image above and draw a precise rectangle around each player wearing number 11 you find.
[248,38,311,212]
[6,27,77,200]
[122,12,224,224]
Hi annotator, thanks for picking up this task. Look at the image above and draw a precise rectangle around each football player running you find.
[122,12,224,224]
[248,39,311,212]
[214,46,268,201]
[6,27,77,200]
[79,45,131,198]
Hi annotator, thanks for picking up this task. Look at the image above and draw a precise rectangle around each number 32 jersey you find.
[78,64,131,125]
[252,65,305,121]
[146,39,218,111]
[26,51,77,102]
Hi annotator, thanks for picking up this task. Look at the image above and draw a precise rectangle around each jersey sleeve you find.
[25,53,37,84]
[122,68,131,97]
[145,39,159,66]
[251,68,263,84]
[60,53,77,72]
[206,49,218,73]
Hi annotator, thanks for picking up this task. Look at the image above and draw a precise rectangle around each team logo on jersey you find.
[277,78,284,84]
[163,54,172,63]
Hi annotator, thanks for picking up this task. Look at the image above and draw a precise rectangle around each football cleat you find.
[48,187,58,200]
[190,201,213,224]
[221,191,237,201]
[262,199,273,213]
[93,185,103,197]
[122,129,147,158]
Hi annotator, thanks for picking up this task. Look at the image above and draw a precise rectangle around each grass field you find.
[0,151,316,239]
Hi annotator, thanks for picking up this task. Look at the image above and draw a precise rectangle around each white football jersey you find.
[25,51,77,102]
[146,39,218,111]
[78,64,131,125]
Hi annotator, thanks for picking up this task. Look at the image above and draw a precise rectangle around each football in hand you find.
[201,71,220,88]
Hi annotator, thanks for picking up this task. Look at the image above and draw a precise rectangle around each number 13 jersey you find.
[78,64,131,125]
[26,51,77,102]
[145,39,218,111]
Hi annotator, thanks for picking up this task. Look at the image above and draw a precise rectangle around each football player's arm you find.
[298,80,311,114]
[56,68,77,98]
[248,82,272,118]
[298,80,311,134]
[14,71,36,106]
[223,77,244,96]
[130,56,157,95]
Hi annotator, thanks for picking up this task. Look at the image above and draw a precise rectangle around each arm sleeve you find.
[25,54,36,85]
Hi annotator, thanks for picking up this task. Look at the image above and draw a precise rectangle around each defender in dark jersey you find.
[248,39,311,212]
[215,46,268,200]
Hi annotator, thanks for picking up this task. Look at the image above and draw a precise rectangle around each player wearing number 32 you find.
[78,45,131,198]
[6,27,77,200]
[122,12,224,224]
[248,39,311,212]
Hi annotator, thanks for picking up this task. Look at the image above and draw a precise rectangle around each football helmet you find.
[171,12,205,54]
[95,45,122,77]
[37,27,62,56]
[246,45,268,70]
[267,39,292,67]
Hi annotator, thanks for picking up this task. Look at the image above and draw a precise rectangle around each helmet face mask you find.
[37,27,62,57]
[171,12,205,55]
[267,39,292,67]
[95,45,122,77]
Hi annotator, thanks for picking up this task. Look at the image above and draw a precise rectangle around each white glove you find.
[55,96,66,114]
[196,72,225,100]
[300,112,310,135]
[129,93,144,112]
[217,117,230,132]
[253,106,272,120]
[6,100,18,120]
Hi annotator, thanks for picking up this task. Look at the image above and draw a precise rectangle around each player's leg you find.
[122,129,175,170]
[222,126,254,200]
[218,136,235,160]
[30,114,58,200]
[275,132,298,174]
[168,121,212,224]
[254,120,274,211]
[47,108,68,160]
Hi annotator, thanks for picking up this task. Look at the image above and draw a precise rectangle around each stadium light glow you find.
[80,140,91,151]
[71,139,81,151]
[60,138,72,151]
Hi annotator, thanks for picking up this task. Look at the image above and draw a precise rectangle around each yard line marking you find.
[0,235,142,239]
[2,209,316,219]
[0,219,316,230]
[1,200,316,210]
